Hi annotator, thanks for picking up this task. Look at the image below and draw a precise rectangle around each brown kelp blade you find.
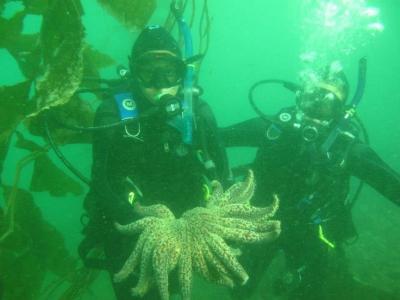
[0,81,34,174]
[22,0,50,15]
[26,94,94,145]
[0,9,42,78]
[0,11,25,49]
[0,80,33,129]
[29,0,85,117]
[6,33,42,79]
[84,45,116,70]
[97,0,157,29]
[81,45,116,97]
[14,132,84,197]
[1,186,78,299]
[30,154,84,196]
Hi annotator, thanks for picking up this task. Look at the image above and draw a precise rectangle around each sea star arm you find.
[114,216,159,235]
[114,230,148,283]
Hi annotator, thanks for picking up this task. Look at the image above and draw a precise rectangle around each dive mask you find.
[298,85,344,121]
[132,53,186,89]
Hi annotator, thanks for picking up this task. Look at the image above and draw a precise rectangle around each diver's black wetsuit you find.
[220,112,400,300]
[82,91,229,300]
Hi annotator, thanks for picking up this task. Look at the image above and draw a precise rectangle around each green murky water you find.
[1,1,399,299]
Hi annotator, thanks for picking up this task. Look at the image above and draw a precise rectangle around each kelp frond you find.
[0,186,79,300]
[0,81,34,174]
[97,0,156,29]
[22,0,50,15]
[29,0,85,117]
[15,132,84,196]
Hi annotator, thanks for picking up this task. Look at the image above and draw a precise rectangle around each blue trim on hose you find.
[350,57,367,108]
[321,58,367,154]
[175,9,194,145]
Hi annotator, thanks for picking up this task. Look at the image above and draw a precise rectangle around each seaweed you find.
[30,0,85,117]
[0,81,33,125]
[0,186,78,300]
[0,150,46,244]
[7,33,42,79]
[0,135,10,185]
[81,44,116,96]
[0,4,44,78]
[97,0,157,29]
[30,154,84,196]
[0,11,26,49]
[0,9,42,78]
[43,263,101,300]
[22,0,49,15]
[15,132,84,196]
[0,81,34,174]
[0,0,214,298]
[26,94,94,145]
[84,44,116,70]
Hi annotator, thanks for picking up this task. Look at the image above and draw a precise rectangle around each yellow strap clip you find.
[202,184,211,202]
[318,225,335,248]
[128,191,136,206]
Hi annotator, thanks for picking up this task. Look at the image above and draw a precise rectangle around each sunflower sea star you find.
[114,170,281,300]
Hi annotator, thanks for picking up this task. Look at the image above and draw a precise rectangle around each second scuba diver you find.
[220,60,400,300]
[80,25,229,300]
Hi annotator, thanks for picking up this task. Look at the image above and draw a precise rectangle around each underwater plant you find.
[97,0,157,29]
[0,186,78,300]
[0,0,212,299]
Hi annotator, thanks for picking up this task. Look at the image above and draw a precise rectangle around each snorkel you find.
[171,1,194,145]
[350,57,367,108]
[320,57,367,155]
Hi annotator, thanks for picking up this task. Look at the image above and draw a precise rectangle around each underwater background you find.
[1,0,399,299]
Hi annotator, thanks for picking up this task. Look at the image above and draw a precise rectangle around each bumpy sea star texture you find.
[114,170,281,300]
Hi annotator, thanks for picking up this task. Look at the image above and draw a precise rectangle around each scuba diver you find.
[79,24,229,300]
[220,60,400,300]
